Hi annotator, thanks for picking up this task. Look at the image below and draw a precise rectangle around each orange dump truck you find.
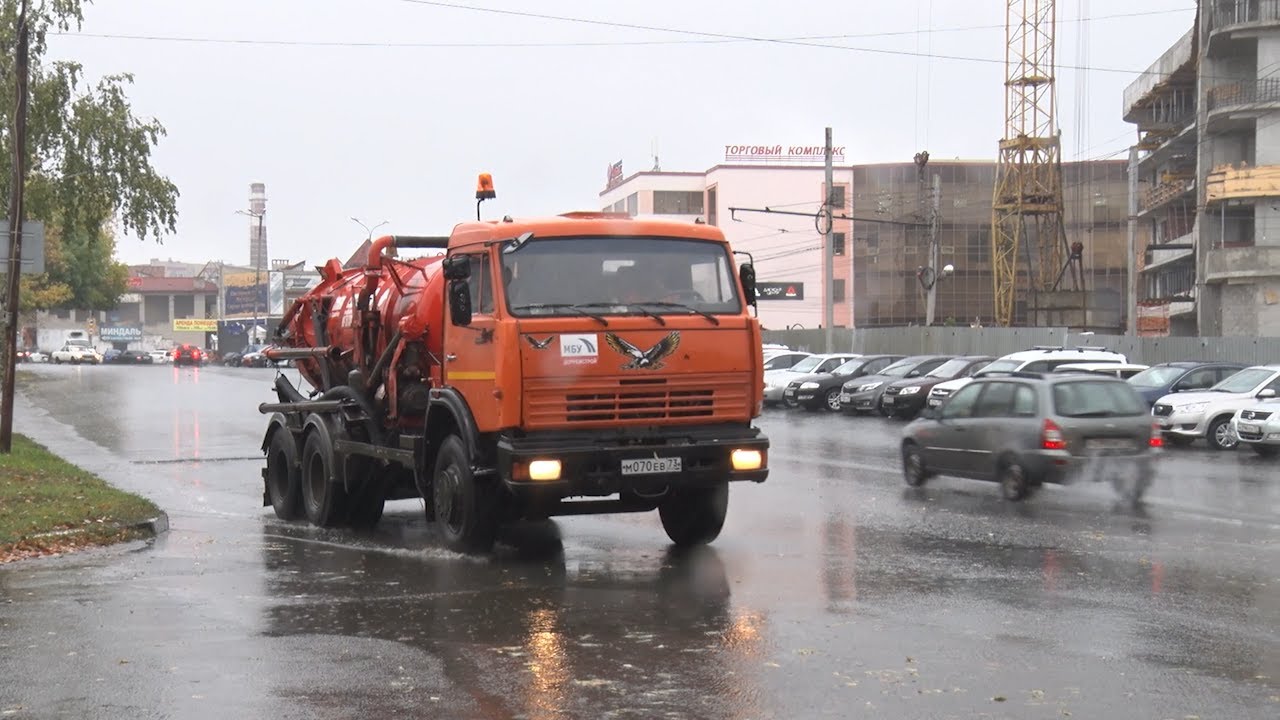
[259,181,769,553]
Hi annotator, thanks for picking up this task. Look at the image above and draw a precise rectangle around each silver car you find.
[901,373,1160,503]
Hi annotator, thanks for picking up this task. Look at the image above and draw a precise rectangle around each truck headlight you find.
[899,386,921,395]
[528,459,562,481]
[731,448,763,471]
[800,382,819,390]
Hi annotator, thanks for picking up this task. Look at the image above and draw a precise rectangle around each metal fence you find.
[761,327,1280,367]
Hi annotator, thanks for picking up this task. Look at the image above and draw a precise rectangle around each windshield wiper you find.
[1066,410,1116,418]
[511,303,609,326]
[578,302,666,326]
[635,301,720,325]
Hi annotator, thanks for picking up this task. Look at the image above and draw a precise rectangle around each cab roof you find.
[449,212,727,248]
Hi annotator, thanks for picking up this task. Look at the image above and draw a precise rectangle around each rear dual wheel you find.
[297,416,386,529]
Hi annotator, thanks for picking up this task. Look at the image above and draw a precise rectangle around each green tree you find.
[1,0,178,310]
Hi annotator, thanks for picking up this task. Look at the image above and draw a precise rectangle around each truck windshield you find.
[502,237,741,317]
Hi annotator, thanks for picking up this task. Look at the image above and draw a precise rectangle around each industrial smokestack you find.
[249,182,267,271]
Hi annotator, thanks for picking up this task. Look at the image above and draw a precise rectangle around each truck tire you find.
[346,465,387,529]
[301,420,349,527]
[264,427,304,520]
[432,434,499,553]
[659,483,729,547]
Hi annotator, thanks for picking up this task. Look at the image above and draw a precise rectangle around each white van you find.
[926,346,1129,409]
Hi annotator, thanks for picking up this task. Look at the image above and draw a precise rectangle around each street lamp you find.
[236,208,265,344]
[351,217,389,241]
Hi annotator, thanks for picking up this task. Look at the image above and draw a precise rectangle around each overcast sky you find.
[46,0,1194,269]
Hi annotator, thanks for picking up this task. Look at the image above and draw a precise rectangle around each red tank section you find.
[275,244,446,398]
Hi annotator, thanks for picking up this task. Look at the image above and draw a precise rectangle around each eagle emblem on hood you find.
[604,332,681,370]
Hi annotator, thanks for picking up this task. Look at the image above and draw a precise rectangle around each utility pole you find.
[1,0,31,453]
[926,174,941,327]
[237,209,265,344]
[1126,146,1139,336]
[823,127,834,353]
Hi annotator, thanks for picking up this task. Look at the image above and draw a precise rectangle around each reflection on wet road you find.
[1,364,1277,718]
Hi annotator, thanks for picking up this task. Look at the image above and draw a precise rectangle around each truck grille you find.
[1152,404,1173,417]
[1241,409,1273,421]
[526,374,750,428]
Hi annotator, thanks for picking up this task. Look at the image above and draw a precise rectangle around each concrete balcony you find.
[1209,0,1280,38]
[1206,78,1280,120]
[1139,176,1195,214]
[1204,163,1280,204]
[1205,246,1280,283]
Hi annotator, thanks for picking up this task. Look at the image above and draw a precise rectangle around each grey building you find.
[1125,1,1280,337]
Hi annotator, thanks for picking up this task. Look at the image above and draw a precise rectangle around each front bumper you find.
[1153,410,1209,439]
[763,384,789,404]
[496,424,770,501]
[879,391,927,416]
[839,387,882,413]
[1232,418,1280,446]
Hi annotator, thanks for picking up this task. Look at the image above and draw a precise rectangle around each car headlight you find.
[858,382,882,393]
[800,382,819,390]
[1177,402,1209,414]
[899,386,921,395]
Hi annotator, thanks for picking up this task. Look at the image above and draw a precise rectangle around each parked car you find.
[783,355,904,411]
[901,373,1160,502]
[1126,361,1247,407]
[1231,397,1280,457]
[927,346,1130,410]
[879,355,995,419]
[148,350,172,364]
[840,355,954,415]
[1054,362,1149,379]
[102,348,123,364]
[114,350,155,365]
[763,353,860,406]
[51,344,102,365]
[172,344,205,367]
[763,351,813,372]
[1152,365,1280,450]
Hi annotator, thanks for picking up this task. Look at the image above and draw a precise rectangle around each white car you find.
[148,350,172,364]
[763,353,860,405]
[763,351,812,372]
[1152,365,1280,451]
[927,346,1130,409]
[1231,398,1280,458]
[1054,362,1150,379]
[51,344,103,365]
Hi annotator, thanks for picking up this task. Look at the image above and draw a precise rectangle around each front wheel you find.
[432,434,500,554]
[902,443,928,487]
[823,388,843,412]
[659,483,729,547]
[1207,417,1238,451]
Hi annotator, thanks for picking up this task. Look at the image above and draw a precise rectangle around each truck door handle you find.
[445,353,457,362]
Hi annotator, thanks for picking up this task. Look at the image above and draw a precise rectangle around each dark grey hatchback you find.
[900,373,1161,502]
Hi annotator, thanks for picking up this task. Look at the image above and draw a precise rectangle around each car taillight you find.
[1041,419,1067,451]
[1149,421,1163,448]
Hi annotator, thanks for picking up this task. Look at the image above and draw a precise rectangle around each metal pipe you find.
[263,345,339,360]
[257,400,344,415]
[367,331,402,390]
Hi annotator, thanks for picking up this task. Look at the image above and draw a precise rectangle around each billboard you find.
[173,318,218,332]
[268,271,286,316]
[100,324,143,341]
[756,282,805,301]
[223,270,268,317]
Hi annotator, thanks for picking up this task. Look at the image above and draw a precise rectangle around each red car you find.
[173,344,204,366]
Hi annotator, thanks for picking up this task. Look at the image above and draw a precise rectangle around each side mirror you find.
[448,280,472,326]
[442,254,471,281]
[1259,388,1277,399]
[739,263,757,306]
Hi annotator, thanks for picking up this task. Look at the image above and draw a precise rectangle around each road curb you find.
[129,511,171,538]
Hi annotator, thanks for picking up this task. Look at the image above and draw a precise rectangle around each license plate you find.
[1239,423,1259,434]
[840,393,851,403]
[882,396,895,405]
[621,457,682,475]
[784,389,795,397]
[1085,439,1134,452]
[927,398,941,407]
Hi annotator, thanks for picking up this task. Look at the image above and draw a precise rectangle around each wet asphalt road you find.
[0,364,1277,719]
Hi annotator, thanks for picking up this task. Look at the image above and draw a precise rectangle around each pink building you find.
[599,165,856,330]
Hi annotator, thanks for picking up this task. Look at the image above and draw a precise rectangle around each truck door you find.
[445,252,501,430]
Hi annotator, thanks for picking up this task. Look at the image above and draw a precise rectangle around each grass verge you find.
[0,434,161,564]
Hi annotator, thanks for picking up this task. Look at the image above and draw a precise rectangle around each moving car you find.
[148,350,172,364]
[1151,365,1280,450]
[16,349,48,363]
[1054,362,1149,379]
[1126,361,1247,407]
[172,344,205,367]
[1231,398,1280,457]
[763,353,860,406]
[840,355,953,415]
[783,355,904,411]
[51,344,103,364]
[927,346,1129,409]
[114,350,155,365]
[879,355,995,419]
[901,372,1160,502]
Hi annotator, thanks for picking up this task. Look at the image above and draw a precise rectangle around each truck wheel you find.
[432,435,499,553]
[659,483,729,547]
[346,463,387,529]
[301,421,348,527]
[264,427,304,520]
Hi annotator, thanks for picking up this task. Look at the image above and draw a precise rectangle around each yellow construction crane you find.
[991,0,1073,327]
